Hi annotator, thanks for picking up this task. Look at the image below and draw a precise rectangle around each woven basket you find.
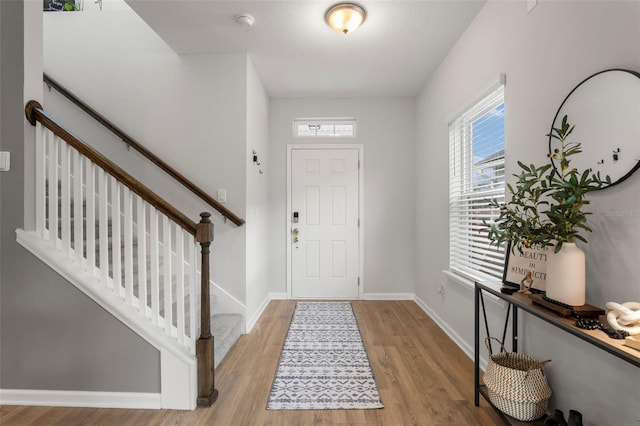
[484,337,552,421]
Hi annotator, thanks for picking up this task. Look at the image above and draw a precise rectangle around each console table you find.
[474,281,640,425]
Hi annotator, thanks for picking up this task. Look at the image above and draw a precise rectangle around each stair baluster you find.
[123,187,134,305]
[72,149,83,261]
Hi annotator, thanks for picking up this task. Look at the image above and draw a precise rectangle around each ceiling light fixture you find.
[325,3,366,34]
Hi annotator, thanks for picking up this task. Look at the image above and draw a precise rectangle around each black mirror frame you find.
[548,68,640,189]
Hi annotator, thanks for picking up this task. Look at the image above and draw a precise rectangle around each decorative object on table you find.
[575,317,629,339]
[502,242,549,293]
[486,116,610,307]
[545,242,586,306]
[500,286,518,295]
[575,318,601,330]
[605,301,640,335]
[519,271,534,293]
[483,337,552,421]
[529,293,604,318]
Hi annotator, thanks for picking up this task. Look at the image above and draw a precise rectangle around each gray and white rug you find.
[267,301,384,410]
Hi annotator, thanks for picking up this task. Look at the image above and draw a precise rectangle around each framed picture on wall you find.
[502,242,550,293]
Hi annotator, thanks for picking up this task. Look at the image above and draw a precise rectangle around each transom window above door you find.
[293,119,357,138]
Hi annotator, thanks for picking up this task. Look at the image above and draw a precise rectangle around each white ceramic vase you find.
[545,242,586,306]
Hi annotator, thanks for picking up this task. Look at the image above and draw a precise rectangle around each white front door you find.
[290,147,360,299]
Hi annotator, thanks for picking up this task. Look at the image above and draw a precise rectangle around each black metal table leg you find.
[474,284,480,406]
[513,305,518,353]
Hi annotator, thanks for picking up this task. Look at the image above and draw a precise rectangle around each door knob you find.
[292,228,299,247]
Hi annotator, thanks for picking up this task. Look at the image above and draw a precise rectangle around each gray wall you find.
[0,0,160,393]
[269,98,416,297]
[415,1,640,424]
[43,8,249,309]
[245,57,272,324]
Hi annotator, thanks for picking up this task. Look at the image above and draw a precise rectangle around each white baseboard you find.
[0,389,161,409]
[413,295,488,371]
[245,292,287,333]
[246,296,270,333]
[362,292,415,300]
[269,292,289,300]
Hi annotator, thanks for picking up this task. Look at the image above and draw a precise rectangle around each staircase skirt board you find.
[16,229,197,410]
[16,229,244,409]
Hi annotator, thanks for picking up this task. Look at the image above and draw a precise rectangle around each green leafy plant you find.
[485,115,611,254]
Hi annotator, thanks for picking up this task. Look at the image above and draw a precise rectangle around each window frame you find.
[448,81,506,282]
[293,118,357,138]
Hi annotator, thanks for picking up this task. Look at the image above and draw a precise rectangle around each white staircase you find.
[17,117,243,409]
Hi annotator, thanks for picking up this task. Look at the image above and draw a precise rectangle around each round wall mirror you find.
[549,69,640,188]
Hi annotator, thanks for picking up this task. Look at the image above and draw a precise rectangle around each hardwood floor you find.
[0,300,502,425]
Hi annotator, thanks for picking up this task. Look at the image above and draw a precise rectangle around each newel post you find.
[196,212,218,406]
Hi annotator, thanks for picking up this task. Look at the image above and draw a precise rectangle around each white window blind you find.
[449,83,505,281]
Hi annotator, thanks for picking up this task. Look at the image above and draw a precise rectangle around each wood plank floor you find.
[1,300,502,425]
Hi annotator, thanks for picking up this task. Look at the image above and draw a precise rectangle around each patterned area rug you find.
[267,301,384,410]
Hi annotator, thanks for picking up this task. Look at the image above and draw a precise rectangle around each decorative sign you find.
[502,243,550,293]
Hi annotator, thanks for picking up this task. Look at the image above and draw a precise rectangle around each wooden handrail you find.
[26,100,198,236]
[27,100,219,406]
[43,73,245,227]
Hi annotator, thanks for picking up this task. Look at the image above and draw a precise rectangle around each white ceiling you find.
[125,0,486,98]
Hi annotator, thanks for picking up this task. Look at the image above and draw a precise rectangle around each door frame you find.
[286,144,364,299]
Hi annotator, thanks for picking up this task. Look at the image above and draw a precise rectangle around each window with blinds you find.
[449,83,505,281]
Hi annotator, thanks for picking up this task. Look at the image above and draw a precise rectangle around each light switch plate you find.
[0,151,10,171]
[217,189,227,203]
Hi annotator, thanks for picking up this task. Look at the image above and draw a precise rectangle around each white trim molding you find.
[362,293,415,300]
[0,389,161,409]
[246,292,288,332]
[269,292,289,300]
[414,295,489,372]
[442,269,475,289]
[442,269,505,307]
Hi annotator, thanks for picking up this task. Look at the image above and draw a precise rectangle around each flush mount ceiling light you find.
[325,3,366,34]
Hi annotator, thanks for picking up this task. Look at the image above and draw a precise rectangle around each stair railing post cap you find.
[197,212,214,243]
